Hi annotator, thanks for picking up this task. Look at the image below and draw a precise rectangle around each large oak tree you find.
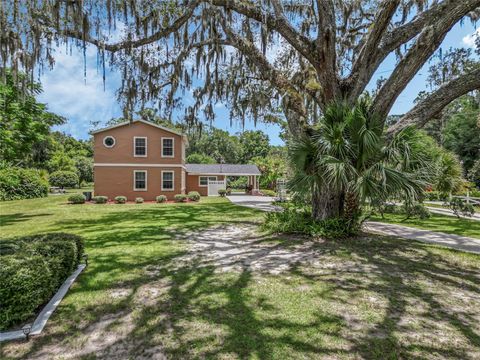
[1,0,479,219]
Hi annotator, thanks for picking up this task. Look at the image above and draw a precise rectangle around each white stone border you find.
[0,264,86,342]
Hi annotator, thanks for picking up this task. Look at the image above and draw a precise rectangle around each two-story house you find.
[92,120,261,201]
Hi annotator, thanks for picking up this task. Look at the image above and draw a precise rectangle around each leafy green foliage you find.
[261,189,276,197]
[238,130,270,163]
[174,194,187,202]
[401,203,431,220]
[250,150,287,190]
[262,205,359,239]
[135,197,144,204]
[218,189,227,197]
[0,70,65,165]
[288,100,430,222]
[186,153,216,164]
[68,194,86,204]
[187,191,201,201]
[445,198,476,218]
[115,196,127,204]
[0,167,49,201]
[0,233,84,330]
[156,195,167,203]
[187,127,241,164]
[92,196,108,204]
[49,170,79,188]
[74,157,94,184]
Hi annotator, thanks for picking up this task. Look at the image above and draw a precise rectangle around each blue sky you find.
[38,22,479,146]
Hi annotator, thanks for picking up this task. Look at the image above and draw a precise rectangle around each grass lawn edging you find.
[0,263,86,342]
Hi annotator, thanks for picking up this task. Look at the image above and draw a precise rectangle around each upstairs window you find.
[134,137,147,157]
[134,170,147,191]
[162,138,174,157]
[162,171,174,190]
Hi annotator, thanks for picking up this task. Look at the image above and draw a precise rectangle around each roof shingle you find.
[185,164,261,175]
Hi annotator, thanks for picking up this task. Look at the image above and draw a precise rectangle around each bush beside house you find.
[0,233,84,330]
[49,170,79,189]
[68,193,86,204]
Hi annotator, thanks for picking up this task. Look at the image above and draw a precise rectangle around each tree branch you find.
[386,67,480,135]
[208,0,318,68]
[346,0,400,102]
[218,18,309,133]
[315,0,339,101]
[58,0,200,52]
[371,0,480,121]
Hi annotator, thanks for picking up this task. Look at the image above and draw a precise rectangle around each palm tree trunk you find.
[312,185,344,221]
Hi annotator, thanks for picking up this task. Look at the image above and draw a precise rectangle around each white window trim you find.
[161,137,175,158]
[199,176,217,187]
[161,170,175,191]
[133,170,148,191]
[103,136,116,148]
[133,136,148,157]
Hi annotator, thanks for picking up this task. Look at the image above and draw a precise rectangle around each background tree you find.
[3,0,479,220]
[186,153,216,164]
[0,70,65,165]
[238,130,270,163]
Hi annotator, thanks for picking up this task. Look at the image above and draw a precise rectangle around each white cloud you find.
[462,28,479,48]
[38,45,121,139]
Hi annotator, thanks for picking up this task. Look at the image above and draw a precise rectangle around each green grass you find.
[1,195,480,359]
[425,202,480,212]
[370,212,480,239]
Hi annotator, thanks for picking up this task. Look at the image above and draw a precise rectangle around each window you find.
[134,137,147,157]
[199,176,217,187]
[103,136,115,148]
[134,170,147,191]
[162,171,174,191]
[162,138,174,157]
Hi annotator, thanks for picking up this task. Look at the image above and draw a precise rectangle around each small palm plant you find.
[288,99,434,226]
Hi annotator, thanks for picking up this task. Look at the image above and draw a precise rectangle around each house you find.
[92,120,261,200]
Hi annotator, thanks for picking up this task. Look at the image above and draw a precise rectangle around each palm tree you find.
[288,100,433,225]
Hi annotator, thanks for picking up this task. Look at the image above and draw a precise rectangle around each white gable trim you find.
[91,119,183,136]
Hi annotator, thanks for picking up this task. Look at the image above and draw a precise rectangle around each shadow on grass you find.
[0,213,53,227]
[3,203,480,359]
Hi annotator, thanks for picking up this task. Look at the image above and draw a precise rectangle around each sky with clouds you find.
[38,21,479,146]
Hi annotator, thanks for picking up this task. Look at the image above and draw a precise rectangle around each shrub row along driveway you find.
[1,194,479,359]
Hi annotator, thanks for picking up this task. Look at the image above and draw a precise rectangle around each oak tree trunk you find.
[312,185,344,221]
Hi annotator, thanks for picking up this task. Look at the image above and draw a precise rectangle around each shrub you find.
[0,167,49,201]
[226,187,232,195]
[156,195,167,203]
[187,191,201,201]
[115,196,127,204]
[174,194,187,202]
[0,233,84,330]
[49,171,79,188]
[261,189,276,197]
[445,198,475,218]
[400,203,431,219]
[262,205,360,239]
[135,197,144,204]
[68,193,86,204]
[92,195,108,204]
[218,189,227,197]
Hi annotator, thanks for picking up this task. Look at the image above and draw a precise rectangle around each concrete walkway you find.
[226,195,480,254]
[226,194,283,212]
[365,222,480,254]
[425,206,480,221]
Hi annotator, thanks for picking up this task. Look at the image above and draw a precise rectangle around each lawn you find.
[370,212,480,239]
[1,195,480,359]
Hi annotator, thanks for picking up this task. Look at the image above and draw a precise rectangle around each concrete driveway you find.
[226,194,282,212]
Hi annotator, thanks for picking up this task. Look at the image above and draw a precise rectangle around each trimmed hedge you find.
[0,233,84,330]
[49,171,79,188]
[92,195,108,204]
[135,197,144,204]
[0,167,49,201]
[156,195,167,203]
[115,196,127,204]
[187,191,201,202]
[174,194,187,202]
[68,193,86,204]
[218,189,227,197]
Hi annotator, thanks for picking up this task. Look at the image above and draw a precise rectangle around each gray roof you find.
[185,164,261,175]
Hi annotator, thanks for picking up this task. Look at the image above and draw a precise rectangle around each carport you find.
[185,164,261,196]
